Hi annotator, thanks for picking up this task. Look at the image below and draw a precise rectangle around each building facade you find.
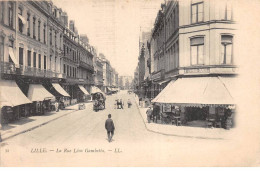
[139,0,237,129]
[0,0,95,125]
[93,53,104,92]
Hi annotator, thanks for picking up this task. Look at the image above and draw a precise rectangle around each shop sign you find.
[162,104,172,112]
[184,68,210,74]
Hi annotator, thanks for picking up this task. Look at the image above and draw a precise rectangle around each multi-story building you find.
[100,53,115,93]
[62,19,94,105]
[133,65,139,93]
[119,76,134,90]
[138,31,151,98]
[0,1,70,123]
[114,71,118,88]
[148,0,237,128]
[93,52,104,92]
[0,1,94,125]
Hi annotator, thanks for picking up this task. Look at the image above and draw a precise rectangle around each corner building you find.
[150,0,237,129]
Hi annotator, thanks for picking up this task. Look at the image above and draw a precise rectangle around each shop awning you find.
[158,79,171,85]
[78,85,90,95]
[218,76,237,98]
[18,14,27,25]
[92,86,105,95]
[152,76,235,106]
[0,80,31,107]
[52,83,70,97]
[27,84,55,102]
[8,47,19,67]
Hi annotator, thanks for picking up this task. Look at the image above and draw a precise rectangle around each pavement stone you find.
[133,95,235,140]
[0,102,92,142]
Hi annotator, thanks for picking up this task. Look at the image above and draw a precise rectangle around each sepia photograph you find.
[0,0,260,167]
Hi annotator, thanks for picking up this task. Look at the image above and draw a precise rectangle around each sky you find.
[52,0,164,77]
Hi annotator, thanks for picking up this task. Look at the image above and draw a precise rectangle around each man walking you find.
[105,114,115,142]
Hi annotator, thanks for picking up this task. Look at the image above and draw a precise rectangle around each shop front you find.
[77,85,90,102]
[0,80,32,124]
[151,76,236,129]
[27,84,55,115]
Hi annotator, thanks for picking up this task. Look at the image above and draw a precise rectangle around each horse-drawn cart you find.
[92,92,106,112]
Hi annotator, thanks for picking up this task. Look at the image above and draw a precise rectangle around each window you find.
[9,38,13,48]
[55,56,57,71]
[63,44,66,56]
[33,17,36,39]
[18,8,24,33]
[175,41,179,68]
[27,50,31,66]
[27,13,30,36]
[50,28,52,45]
[54,31,57,47]
[43,24,46,44]
[223,2,232,20]
[0,37,4,62]
[8,2,14,28]
[44,55,46,69]
[38,54,41,69]
[19,47,23,65]
[63,64,66,73]
[190,37,204,65]
[50,55,52,70]
[38,21,41,41]
[0,2,4,23]
[60,34,62,48]
[191,2,203,23]
[221,35,233,64]
[33,52,36,67]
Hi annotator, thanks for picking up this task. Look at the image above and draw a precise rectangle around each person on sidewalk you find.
[105,114,115,142]
[55,101,59,112]
[153,105,160,123]
[127,99,132,108]
[146,106,153,123]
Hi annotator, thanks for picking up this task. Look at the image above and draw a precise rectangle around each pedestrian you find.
[139,98,142,106]
[127,99,132,108]
[114,99,117,109]
[146,106,153,123]
[55,101,59,112]
[116,99,120,109]
[42,103,46,115]
[105,114,115,142]
[120,99,124,109]
[153,105,160,123]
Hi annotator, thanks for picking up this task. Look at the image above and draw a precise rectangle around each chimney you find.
[61,12,68,27]
[69,20,75,32]
[80,34,89,44]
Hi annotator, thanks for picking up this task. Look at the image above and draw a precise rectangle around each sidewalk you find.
[0,102,92,142]
[133,95,235,140]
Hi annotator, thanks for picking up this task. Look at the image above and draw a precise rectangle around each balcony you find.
[78,61,94,72]
[0,62,65,79]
